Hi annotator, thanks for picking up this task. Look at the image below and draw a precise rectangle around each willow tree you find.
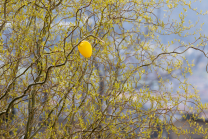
[1,0,208,138]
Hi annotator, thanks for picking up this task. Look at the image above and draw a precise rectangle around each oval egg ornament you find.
[78,40,92,58]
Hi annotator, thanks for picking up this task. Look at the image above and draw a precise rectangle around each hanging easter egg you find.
[78,40,92,58]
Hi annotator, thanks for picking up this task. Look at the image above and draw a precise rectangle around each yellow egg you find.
[78,40,92,58]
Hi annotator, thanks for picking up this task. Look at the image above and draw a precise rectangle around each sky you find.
[122,0,208,114]
[161,0,208,104]
[148,1,208,120]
